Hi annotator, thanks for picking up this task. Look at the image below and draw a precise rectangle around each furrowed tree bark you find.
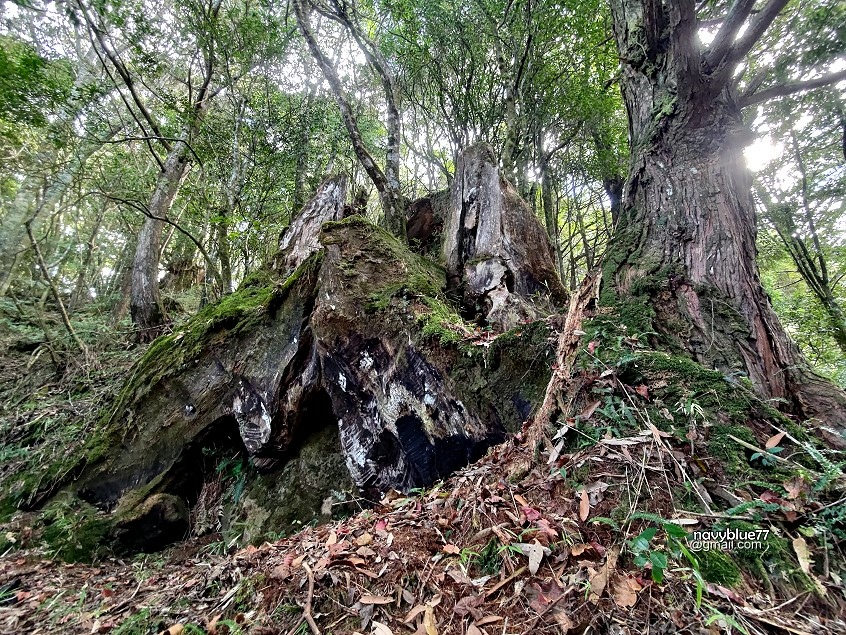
[598,0,846,447]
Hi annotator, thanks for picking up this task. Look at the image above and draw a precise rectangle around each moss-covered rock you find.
[112,493,189,553]
[228,417,355,542]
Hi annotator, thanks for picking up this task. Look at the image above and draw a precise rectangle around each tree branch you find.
[740,68,846,107]
[95,192,223,290]
[293,0,404,234]
[74,0,172,153]
[25,220,89,358]
[104,136,205,167]
[704,0,757,71]
[720,0,790,72]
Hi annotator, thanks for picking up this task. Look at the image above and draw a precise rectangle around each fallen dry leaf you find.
[360,594,394,605]
[792,536,827,595]
[423,606,438,635]
[160,626,184,635]
[765,431,787,449]
[588,547,619,603]
[372,621,394,635]
[611,574,642,608]
[579,489,590,521]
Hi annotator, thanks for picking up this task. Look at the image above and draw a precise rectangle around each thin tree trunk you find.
[216,220,232,295]
[293,90,315,213]
[293,0,406,241]
[129,133,194,341]
[0,136,111,297]
[70,204,106,312]
[25,221,88,358]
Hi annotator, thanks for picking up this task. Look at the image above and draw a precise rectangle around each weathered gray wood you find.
[275,175,347,274]
[314,219,505,494]
[442,143,567,330]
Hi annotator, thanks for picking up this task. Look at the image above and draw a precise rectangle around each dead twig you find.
[299,562,320,635]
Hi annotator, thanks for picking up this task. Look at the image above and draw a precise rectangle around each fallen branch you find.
[287,562,320,635]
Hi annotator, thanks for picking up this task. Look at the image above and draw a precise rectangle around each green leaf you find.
[649,551,668,570]
[663,523,686,538]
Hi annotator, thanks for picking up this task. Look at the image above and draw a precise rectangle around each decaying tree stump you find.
[443,143,568,331]
[274,174,347,273]
[65,162,565,552]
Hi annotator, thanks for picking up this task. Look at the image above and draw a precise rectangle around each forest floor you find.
[0,307,845,634]
[1,433,844,635]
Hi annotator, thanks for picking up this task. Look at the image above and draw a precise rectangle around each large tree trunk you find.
[66,174,559,551]
[606,0,846,447]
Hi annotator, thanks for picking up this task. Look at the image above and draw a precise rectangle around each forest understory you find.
[0,332,845,635]
[1,180,845,634]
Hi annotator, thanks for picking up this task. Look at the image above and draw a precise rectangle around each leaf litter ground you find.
[1,425,844,635]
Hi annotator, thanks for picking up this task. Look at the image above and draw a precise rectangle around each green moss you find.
[697,549,741,586]
[449,321,554,432]
[323,217,472,350]
[418,297,466,346]
[79,253,324,474]
[724,521,814,591]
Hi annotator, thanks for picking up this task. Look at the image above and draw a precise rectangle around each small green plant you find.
[589,516,621,531]
[628,527,669,582]
[112,610,154,635]
[477,538,503,576]
[457,547,479,570]
[626,520,698,584]
[750,446,783,467]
